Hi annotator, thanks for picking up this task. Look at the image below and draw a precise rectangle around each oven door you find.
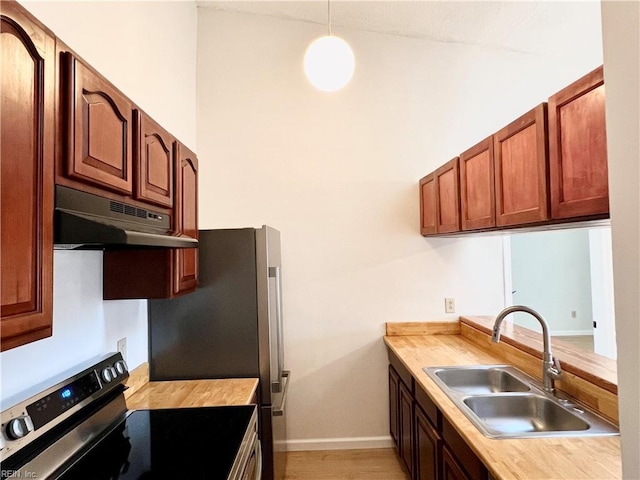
[239,437,262,480]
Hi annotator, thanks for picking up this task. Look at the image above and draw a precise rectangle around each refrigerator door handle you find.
[273,370,290,417]
[269,266,285,393]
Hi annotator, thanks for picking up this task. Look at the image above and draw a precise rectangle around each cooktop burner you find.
[57,406,255,480]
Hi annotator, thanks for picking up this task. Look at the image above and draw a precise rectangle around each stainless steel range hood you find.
[54,185,198,250]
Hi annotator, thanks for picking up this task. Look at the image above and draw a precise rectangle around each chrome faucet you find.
[492,305,562,394]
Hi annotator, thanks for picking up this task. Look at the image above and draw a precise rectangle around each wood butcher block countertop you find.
[123,363,259,409]
[384,333,622,480]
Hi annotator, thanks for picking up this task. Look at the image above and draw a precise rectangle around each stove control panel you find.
[0,352,128,462]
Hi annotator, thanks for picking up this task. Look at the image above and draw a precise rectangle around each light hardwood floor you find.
[285,448,409,480]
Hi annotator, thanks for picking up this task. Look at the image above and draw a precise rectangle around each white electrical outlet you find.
[571,310,577,318]
[117,337,127,362]
[445,298,455,314]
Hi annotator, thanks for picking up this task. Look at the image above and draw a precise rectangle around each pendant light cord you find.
[328,0,331,36]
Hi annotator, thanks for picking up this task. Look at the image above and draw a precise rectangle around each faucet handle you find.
[491,324,502,343]
[549,357,563,378]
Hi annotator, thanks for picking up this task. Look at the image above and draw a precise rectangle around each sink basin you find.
[423,364,619,438]
[463,394,589,435]
[432,366,530,394]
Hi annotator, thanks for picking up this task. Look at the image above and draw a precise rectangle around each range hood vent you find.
[54,185,198,250]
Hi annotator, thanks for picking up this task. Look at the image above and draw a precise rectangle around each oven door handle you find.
[273,370,290,417]
[255,437,263,479]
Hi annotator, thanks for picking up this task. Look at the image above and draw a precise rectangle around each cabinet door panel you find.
[443,446,471,480]
[442,418,487,480]
[62,52,133,195]
[494,104,549,226]
[460,137,495,230]
[1,4,54,350]
[549,66,608,219]
[399,380,414,477]
[173,143,198,295]
[389,366,400,448]
[415,406,442,480]
[436,158,461,233]
[420,173,436,235]
[135,110,173,207]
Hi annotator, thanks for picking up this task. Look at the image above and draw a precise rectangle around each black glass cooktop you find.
[57,405,255,480]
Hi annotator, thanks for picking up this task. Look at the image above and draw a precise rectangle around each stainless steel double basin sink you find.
[423,365,619,439]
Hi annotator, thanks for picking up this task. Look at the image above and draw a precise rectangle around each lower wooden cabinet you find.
[415,406,442,480]
[399,380,415,477]
[442,417,488,480]
[442,446,471,480]
[389,365,400,446]
[388,352,488,480]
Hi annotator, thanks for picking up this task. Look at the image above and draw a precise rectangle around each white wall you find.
[510,229,594,335]
[1,252,148,405]
[589,228,616,359]
[0,1,197,405]
[601,1,640,478]
[196,7,602,449]
[18,0,198,148]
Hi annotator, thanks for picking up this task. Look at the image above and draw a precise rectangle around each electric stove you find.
[0,353,260,480]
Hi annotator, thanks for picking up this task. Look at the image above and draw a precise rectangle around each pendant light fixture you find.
[304,0,355,92]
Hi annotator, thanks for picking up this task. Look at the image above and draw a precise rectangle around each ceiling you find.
[197,1,603,55]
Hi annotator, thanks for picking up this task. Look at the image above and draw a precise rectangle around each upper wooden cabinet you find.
[1,2,54,351]
[420,67,609,237]
[420,173,437,235]
[103,141,198,300]
[60,52,134,195]
[173,142,199,296]
[459,136,495,231]
[435,158,461,233]
[420,159,461,236]
[548,66,609,219]
[494,104,549,227]
[135,110,174,208]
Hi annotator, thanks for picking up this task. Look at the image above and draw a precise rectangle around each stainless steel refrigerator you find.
[148,226,289,480]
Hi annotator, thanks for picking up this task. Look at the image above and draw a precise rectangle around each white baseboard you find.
[551,330,593,337]
[286,436,394,451]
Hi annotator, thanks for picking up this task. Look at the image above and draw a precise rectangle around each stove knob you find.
[101,368,113,383]
[6,416,33,440]
[114,360,128,375]
[109,367,117,378]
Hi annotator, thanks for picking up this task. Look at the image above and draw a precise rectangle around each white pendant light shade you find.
[304,35,355,92]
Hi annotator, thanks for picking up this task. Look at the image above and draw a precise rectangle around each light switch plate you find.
[117,337,127,362]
